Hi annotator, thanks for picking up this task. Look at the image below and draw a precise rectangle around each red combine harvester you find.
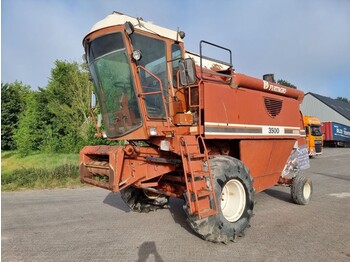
[80,12,312,243]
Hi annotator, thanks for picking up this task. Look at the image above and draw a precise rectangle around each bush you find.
[1,164,80,191]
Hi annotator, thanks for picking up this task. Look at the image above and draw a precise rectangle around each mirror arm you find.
[90,92,103,137]
[90,108,102,138]
[90,92,96,109]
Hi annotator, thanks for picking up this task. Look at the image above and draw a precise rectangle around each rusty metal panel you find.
[203,82,302,140]
[173,113,193,126]
[80,145,178,192]
[80,146,125,192]
[240,140,295,192]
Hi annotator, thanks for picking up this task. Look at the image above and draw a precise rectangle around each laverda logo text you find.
[263,80,287,94]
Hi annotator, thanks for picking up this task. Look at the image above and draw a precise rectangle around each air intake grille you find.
[264,97,283,117]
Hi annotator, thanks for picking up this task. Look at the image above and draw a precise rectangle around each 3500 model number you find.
[268,127,280,134]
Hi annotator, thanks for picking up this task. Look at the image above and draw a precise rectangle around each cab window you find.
[130,33,167,118]
[171,44,182,87]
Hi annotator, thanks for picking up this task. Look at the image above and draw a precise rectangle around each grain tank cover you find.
[86,11,184,42]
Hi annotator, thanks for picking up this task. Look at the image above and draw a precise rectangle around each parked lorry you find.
[303,116,323,156]
[80,12,312,243]
[322,122,350,147]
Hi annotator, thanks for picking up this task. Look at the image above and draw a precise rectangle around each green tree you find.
[12,60,96,155]
[336,97,349,103]
[1,82,30,150]
[44,60,93,152]
[13,91,47,155]
[277,79,297,89]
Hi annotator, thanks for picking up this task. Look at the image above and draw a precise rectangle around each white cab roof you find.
[87,11,183,42]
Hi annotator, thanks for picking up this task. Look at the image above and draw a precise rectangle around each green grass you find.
[1,151,82,191]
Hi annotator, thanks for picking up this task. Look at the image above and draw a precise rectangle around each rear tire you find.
[120,186,169,213]
[185,156,255,243]
[291,175,312,205]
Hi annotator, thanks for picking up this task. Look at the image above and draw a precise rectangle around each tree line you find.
[1,60,108,156]
[3,60,347,156]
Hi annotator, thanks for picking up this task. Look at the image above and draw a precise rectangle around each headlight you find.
[149,127,158,136]
[132,50,142,61]
[160,140,170,151]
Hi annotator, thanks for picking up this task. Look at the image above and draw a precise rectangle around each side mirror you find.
[179,58,196,86]
[91,92,96,109]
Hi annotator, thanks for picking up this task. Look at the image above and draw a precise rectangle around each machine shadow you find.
[102,193,196,234]
[264,187,294,204]
[103,192,131,212]
[103,192,197,236]
[168,198,198,236]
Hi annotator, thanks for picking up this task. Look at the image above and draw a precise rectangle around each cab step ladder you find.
[180,136,218,219]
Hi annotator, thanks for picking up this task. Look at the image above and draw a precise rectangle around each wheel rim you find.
[303,182,311,200]
[221,179,246,222]
[143,189,161,199]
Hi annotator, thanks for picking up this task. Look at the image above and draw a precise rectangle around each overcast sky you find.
[2,0,350,99]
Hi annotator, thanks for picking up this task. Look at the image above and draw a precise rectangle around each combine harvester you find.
[80,12,311,243]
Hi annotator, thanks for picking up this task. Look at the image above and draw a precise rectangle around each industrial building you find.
[301,92,350,147]
[300,92,350,126]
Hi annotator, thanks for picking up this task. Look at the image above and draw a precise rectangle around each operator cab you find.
[84,12,185,139]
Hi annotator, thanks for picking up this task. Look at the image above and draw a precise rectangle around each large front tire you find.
[185,156,255,243]
[120,186,169,213]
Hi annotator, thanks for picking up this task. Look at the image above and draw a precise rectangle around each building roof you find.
[307,92,350,121]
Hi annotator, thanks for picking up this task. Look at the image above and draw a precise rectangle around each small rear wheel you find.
[120,186,169,213]
[291,175,312,205]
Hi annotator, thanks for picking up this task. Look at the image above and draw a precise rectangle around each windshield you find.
[311,125,322,136]
[87,33,142,138]
[130,33,168,118]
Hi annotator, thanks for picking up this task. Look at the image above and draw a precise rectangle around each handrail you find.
[138,90,162,96]
[199,40,232,84]
[197,135,218,216]
[201,68,232,79]
[201,55,231,67]
[180,136,200,215]
[136,65,170,128]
